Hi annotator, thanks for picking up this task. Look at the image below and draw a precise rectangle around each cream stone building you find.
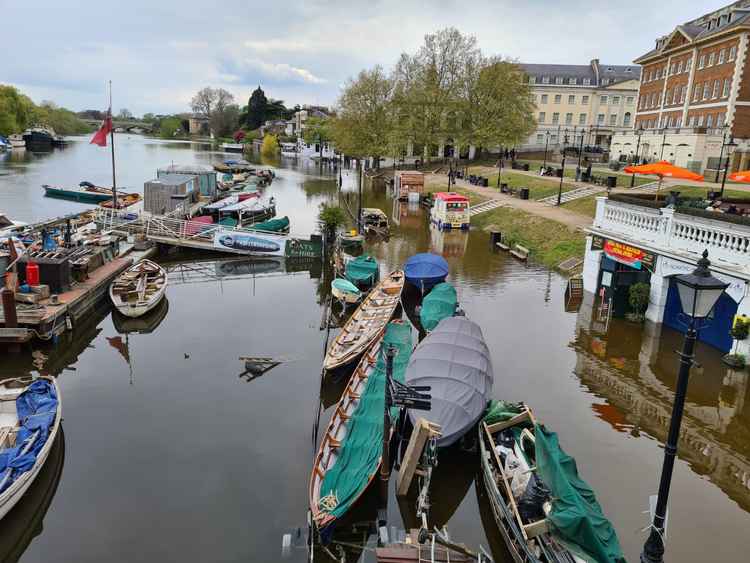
[519,60,641,154]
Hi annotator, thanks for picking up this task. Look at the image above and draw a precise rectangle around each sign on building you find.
[592,235,655,270]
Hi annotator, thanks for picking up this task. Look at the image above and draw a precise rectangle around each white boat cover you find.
[405,316,493,447]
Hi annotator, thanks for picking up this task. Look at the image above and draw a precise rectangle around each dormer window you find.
[555,76,563,85]
[569,77,577,85]
[542,76,550,84]
[583,77,591,85]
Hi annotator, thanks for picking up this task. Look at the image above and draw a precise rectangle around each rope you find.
[318,491,339,513]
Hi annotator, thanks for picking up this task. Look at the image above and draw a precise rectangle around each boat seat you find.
[0,426,14,449]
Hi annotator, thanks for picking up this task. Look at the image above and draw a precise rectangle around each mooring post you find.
[1,287,20,353]
[378,345,396,528]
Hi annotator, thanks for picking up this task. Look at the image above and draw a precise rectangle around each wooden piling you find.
[396,418,442,497]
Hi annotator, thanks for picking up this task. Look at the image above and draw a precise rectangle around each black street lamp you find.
[659,127,667,160]
[640,250,728,563]
[631,124,644,187]
[497,146,504,188]
[714,125,730,183]
[542,132,550,169]
[556,129,569,206]
[719,134,738,199]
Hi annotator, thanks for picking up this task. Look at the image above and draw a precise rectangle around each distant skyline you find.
[2,0,727,116]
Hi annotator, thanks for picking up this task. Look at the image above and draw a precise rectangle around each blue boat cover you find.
[0,379,58,494]
[404,253,449,289]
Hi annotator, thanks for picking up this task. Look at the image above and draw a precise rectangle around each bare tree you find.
[191,87,218,117]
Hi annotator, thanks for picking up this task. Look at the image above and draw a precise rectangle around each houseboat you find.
[220,143,245,153]
[430,192,470,230]
[280,142,298,158]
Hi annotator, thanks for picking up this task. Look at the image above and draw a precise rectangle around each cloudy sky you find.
[2,0,725,116]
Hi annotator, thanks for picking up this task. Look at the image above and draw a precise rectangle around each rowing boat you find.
[109,259,167,318]
[0,377,61,522]
[311,321,412,533]
[331,278,362,305]
[478,402,624,563]
[323,270,404,372]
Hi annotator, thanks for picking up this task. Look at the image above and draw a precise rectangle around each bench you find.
[510,245,529,261]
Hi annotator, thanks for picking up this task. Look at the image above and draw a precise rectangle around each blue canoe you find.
[404,253,449,290]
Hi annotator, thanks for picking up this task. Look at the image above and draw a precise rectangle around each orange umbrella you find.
[728,170,750,183]
[623,160,703,199]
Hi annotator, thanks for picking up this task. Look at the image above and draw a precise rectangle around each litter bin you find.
[519,187,530,200]
[556,168,563,178]
[482,177,489,187]
[500,182,509,193]
[606,176,617,188]
[707,190,721,200]
[523,164,530,171]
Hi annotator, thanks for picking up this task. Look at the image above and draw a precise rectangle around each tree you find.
[209,90,237,137]
[245,86,268,129]
[0,85,34,135]
[261,134,279,157]
[329,66,394,162]
[117,108,133,120]
[191,87,217,118]
[302,117,332,160]
[159,116,183,139]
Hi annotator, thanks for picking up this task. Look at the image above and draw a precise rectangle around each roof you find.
[157,164,215,174]
[522,60,640,86]
[147,174,196,186]
[636,2,750,62]
[435,192,469,202]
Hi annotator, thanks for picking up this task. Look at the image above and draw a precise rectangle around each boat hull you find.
[109,259,168,319]
[0,377,62,522]
[43,186,112,204]
[332,285,361,304]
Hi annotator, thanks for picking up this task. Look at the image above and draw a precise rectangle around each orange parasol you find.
[623,160,703,199]
[728,170,750,183]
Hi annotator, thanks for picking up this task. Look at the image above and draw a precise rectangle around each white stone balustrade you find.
[593,196,750,270]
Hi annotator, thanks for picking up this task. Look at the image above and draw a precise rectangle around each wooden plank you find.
[396,417,441,496]
[487,411,532,434]
[523,519,549,539]
[496,242,510,251]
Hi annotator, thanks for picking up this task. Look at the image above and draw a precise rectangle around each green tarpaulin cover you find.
[420,282,457,331]
[219,217,238,227]
[535,424,625,563]
[483,400,523,425]
[251,215,289,232]
[318,322,412,522]
[345,255,379,286]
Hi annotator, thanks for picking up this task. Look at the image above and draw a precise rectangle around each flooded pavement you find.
[1,137,749,562]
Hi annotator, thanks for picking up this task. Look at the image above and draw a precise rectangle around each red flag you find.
[90,109,112,147]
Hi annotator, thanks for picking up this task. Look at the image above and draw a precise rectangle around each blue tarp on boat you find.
[0,379,58,494]
[404,253,449,289]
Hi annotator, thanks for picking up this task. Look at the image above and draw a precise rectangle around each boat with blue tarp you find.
[404,253,449,291]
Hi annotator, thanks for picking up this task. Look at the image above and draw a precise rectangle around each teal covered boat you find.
[331,278,362,304]
[345,254,379,288]
[420,282,457,331]
[310,321,412,531]
[250,215,290,233]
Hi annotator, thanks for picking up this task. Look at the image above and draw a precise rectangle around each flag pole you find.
[109,80,117,209]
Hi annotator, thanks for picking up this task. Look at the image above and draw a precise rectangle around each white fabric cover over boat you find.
[405,316,493,447]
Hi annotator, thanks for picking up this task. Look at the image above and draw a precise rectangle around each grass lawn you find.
[465,167,576,200]
[424,179,489,205]
[513,158,653,186]
[563,195,599,218]
[665,185,750,198]
[471,205,586,270]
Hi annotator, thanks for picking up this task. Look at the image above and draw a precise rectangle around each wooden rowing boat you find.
[310,321,412,533]
[323,270,404,372]
[109,259,167,318]
[0,376,61,522]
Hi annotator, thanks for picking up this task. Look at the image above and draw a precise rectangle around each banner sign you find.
[592,235,655,270]
[213,229,285,256]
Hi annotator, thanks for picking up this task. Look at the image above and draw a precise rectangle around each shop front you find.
[593,235,654,319]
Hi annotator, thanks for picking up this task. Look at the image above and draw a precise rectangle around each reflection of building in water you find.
[573,294,750,510]
[391,199,423,231]
[430,224,469,258]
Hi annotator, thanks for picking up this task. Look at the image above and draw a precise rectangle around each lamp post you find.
[542,131,550,169]
[714,125,729,183]
[640,250,728,563]
[719,134,737,199]
[497,146,504,188]
[631,124,644,187]
[556,129,569,206]
[659,127,667,160]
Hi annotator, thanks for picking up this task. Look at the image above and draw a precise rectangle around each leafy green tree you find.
[245,86,268,129]
[159,116,183,138]
[142,113,156,123]
[0,85,34,135]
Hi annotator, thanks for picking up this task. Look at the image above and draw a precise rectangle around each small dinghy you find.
[419,282,457,332]
[404,253,448,291]
[109,259,167,318]
[478,401,625,563]
[311,321,412,533]
[331,278,362,305]
[345,254,379,289]
[323,270,405,372]
[0,377,61,521]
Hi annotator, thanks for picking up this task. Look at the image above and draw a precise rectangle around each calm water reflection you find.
[0,137,748,562]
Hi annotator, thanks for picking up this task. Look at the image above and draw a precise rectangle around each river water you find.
[0,137,749,562]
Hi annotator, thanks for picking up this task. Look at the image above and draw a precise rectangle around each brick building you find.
[610,1,750,174]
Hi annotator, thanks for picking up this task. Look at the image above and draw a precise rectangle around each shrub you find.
[628,282,650,321]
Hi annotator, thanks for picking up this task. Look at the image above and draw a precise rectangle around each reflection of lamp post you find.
[719,134,737,199]
[631,124,644,187]
[640,250,728,563]
[556,129,569,206]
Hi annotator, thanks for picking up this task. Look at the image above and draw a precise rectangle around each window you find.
[601,78,609,85]
[626,96,634,104]
[719,49,726,64]
[730,46,737,61]
[568,95,575,104]
[565,113,573,125]
[538,112,546,123]
[541,94,548,104]
[677,61,683,74]
[597,113,605,125]
[698,55,705,69]
[713,79,720,98]
[529,94,536,103]
[708,52,715,66]
[552,112,560,124]
[685,57,692,73]
[706,114,714,128]
[569,77,577,85]
[554,94,561,104]
[676,117,682,128]
[555,76,563,85]
[609,114,617,126]
[600,95,608,104]
[698,114,704,126]
[583,78,591,85]
[528,76,536,84]
[542,76,550,84]
[703,82,711,100]
[680,85,687,103]
[612,96,620,104]
[582,95,589,104]
[536,134,544,144]
[724,77,731,97]
[550,135,558,143]
[665,89,672,105]
[579,113,587,125]
[688,115,694,127]
[693,84,701,101]
[718,113,725,127]
[623,112,631,126]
